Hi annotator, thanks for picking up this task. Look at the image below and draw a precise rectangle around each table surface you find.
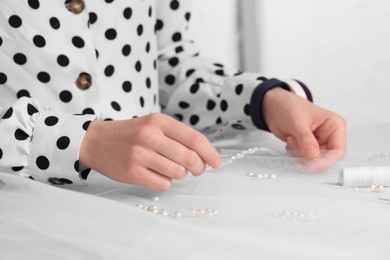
[1,123,390,260]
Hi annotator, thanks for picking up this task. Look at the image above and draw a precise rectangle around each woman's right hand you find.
[79,113,221,191]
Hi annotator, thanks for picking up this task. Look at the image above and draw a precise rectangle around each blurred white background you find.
[190,0,390,128]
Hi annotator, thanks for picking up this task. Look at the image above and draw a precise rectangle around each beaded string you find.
[205,146,280,171]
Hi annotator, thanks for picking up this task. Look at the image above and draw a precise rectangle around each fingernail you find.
[305,145,318,158]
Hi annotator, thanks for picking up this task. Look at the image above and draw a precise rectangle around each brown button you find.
[76,73,92,90]
[66,0,85,14]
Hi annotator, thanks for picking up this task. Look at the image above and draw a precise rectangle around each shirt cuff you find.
[29,111,96,185]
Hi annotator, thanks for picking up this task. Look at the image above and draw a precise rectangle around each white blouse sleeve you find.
[0,97,96,185]
[155,0,312,137]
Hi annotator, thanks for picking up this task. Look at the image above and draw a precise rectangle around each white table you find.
[1,123,390,259]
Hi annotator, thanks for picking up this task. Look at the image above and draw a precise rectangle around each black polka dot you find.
[122,44,131,56]
[232,123,246,130]
[179,102,190,109]
[33,35,46,48]
[28,0,40,9]
[186,69,195,77]
[185,12,191,21]
[74,160,80,172]
[235,84,243,95]
[139,96,144,107]
[48,177,63,185]
[36,156,50,170]
[0,148,2,160]
[72,36,85,48]
[49,17,61,29]
[59,178,73,184]
[146,77,151,89]
[12,166,24,172]
[168,57,179,67]
[82,120,91,131]
[0,37,2,46]
[207,100,216,110]
[8,15,22,28]
[105,0,114,3]
[135,61,142,72]
[216,117,222,124]
[15,129,29,141]
[57,54,70,67]
[174,114,183,121]
[172,32,182,42]
[165,75,175,85]
[13,53,27,65]
[2,107,13,119]
[170,0,180,10]
[80,168,91,180]
[155,19,163,31]
[89,12,97,24]
[105,28,117,40]
[0,73,8,84]
[95,49,99,59]
[145,42,150,53]
[37,72,50,83]
[45,116,59,126]
[196,78,205,83]
[244,104,250,116]
[82,108,95,115]
[123,7,132,19]
[220,100,228,112]
[17,89,31,98]
[215,69,224,76]
[148,6,152,17]
[27,103,38,116]
[111,101,121,111]
[59,90,72,103]
[175,46,184,53]
[137,24,143,36]
[56,136,70,150]
[123,81,132,92]
[104,65,115,77]
[190,83,199,94]
[257,76,267,81]
[189,115,199,126]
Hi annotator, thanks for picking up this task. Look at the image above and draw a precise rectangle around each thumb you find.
[294,130,320,159]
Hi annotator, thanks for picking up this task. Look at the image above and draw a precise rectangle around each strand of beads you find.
[274,210,323,222]
[206,146,280,171]
[135,197,218,219]
[246,172,276,179]
[368,152,390,162]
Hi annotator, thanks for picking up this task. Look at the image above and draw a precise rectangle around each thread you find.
[339,166,390,187]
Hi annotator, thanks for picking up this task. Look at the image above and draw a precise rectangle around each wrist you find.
[249,78,289,131]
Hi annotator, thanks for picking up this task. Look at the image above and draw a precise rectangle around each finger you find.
[162,117,221,168]
[294,129,320,159]
[302,150,346,173]
[146,151,188,180]
[154,137,206,176]
[129,168,173,192]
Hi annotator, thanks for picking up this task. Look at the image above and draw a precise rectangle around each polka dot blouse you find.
[0,0,311,186]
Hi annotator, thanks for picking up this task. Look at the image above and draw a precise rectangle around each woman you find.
[0,0,346,191]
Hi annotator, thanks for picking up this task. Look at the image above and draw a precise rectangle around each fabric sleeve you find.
[155,0,312,137]
[0,97,96,185]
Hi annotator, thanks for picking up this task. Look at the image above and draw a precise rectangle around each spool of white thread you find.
[339,167,390,187]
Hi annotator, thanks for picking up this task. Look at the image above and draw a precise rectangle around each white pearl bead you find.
[160,208,169,216]
[173,211,182,219]
[152,196,159,201]
[147,205,158,213]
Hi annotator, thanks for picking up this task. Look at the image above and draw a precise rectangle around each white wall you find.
[190,0,239,68]
[256,0,390,127]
